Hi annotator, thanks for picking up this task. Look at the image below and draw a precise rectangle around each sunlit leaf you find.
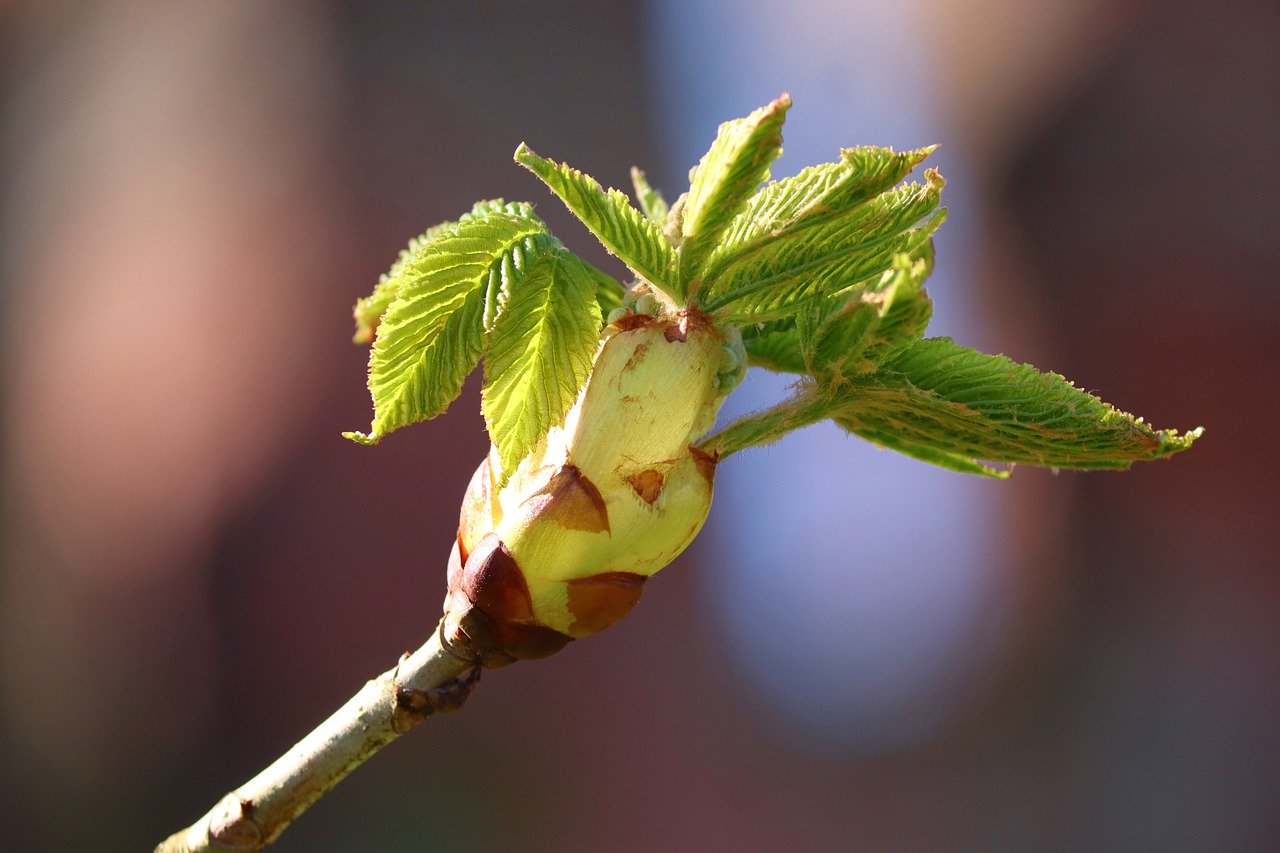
[680,95,790,288]
[481,249,603,477]
[345,210,550,444]
[702,144,935,281]
[835,338,1203,471]
[703,171,945,322]
[630,167,669,226]
[351,201,538,344]
[515,144,675,295]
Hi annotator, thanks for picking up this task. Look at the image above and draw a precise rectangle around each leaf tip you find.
[342,430,380,446]
[513,142,536,166]
[922,206,949,235]
[1161,425,1204,454]
[351,300,379,344]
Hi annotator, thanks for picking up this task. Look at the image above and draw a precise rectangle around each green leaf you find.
[630,167,669,226]
[742,319,807,373]
[680,94,790,288]
[834,338,1203,472]
[528,254,624,326]
[796,290,880,375]
[701,144,935,283]
[832,418,1010,478]
[734,243,933,377]
[352,200,539,344]
[353,273,418,346]
[857,243,934,366]
[801,243,935,380]
[703,170,946,322]
[345,210,551,445]
[589,263,626,320]
[481,249,603,477]
[514,144,675,296]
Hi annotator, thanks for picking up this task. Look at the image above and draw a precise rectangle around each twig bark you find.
[156,622,479,852]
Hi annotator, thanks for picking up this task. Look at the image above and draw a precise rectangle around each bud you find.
[442,308,743,666]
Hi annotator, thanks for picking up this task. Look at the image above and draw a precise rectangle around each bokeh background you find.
[1,1,1276,850]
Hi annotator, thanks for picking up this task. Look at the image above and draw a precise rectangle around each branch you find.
[156,622,480,852]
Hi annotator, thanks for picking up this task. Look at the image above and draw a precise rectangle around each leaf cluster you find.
[347,96,1199,478]
[343,201,619,479]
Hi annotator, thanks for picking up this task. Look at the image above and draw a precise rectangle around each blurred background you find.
[1,1,1275,850]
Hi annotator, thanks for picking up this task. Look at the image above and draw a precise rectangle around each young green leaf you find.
[795,288,882,376]
[589,263,626,319]
[630,167,669,226]
[835,337,1203,471]
[680,94,790,288]
[830,420,1010,478]
[703,171,946,322]
[700,145,935,284]
[742,319,808,373]
[856,244,934,367]
[481,248,603,478]
[514,144,675,296]
[741,253,929,378]
[352,200,540,344]
[800,244,935,381]
[345,210,550,445]
[353,230,448,343]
